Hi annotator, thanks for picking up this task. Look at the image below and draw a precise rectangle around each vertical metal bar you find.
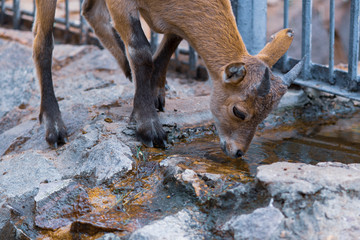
[32,0,36,17]
[328,0,335,85]
[1,0,6,24]
[189,45,197,72]
[236,0,267,55]
[65,0,70,42]
[79,0,85,43]
[150,31,158,54]
[283,0,289,28]
[231,0,238,20]
[281,0,289,72]
[13,0,21,29]
[301,0,312,80]
[348,0,360,89]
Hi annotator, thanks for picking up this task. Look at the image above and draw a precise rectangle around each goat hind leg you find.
[82,0,131,80]
[33,0,67,146]
[151,34,182,111]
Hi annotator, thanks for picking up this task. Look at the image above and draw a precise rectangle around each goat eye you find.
[233,106,246,120]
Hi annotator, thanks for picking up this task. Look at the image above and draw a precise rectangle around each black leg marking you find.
[128,17,167,148]
[151,34,182,111]
[34,26,67,146]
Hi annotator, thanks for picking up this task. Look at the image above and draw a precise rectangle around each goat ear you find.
[257,68,271,97]
[223,62,246,85]
[256,28,294,67]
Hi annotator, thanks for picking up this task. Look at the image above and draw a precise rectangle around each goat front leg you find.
[33,0,67,146]
[151,34,182,111]
[107,0,166,147]
[82,0,131,80]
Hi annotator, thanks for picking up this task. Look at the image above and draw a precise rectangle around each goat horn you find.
[282,56,306,87]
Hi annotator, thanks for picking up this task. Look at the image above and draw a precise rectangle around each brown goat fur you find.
[33,0,302,158]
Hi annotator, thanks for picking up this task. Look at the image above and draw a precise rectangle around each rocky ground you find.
[1,28,360,240]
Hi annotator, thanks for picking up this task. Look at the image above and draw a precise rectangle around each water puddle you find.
[160,112,360,178]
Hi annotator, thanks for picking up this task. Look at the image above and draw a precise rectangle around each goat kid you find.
[33,0,304,158]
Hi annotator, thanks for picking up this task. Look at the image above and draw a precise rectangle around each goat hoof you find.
[44,117,68,148]
[135,118,167,149]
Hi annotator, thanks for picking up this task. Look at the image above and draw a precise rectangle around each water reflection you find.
[165,112,360,177]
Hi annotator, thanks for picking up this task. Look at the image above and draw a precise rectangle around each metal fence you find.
[0,0,359,100]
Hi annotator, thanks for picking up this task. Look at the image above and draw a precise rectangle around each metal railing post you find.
[348,0,360,90]
[13,0,20,29]
[280,0,290,72]
[301,0,312,80]
[79,0,85,43]
[189,46,197,72]
[328,0,335,85]
[65,0,70,42]
[235,0,267,55]
[32,0,35,17]
[0,0,5,24]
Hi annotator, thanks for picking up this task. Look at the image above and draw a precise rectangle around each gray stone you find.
[222,205,284,240]
[34,179,74,203]
[257,162,360,198]
[129,209,205,240]
[55,72,126,108]
[56,122,105,177]
[0,67,36,119]
[56,123,133,183]
[0,120,36,156]
[96,233,121,240]
[256,162,360,239]
[0,41,33,70]
[0,151,61,198]
[78,135,133,184]
[53,44,97,65]
[277,89,309,109]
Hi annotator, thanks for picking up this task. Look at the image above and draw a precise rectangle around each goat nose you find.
[235,150,244,158]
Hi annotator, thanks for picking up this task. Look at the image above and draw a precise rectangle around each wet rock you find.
[160,156,248,205]
[0,207,15,240]
[0,151,61,198]
[35,180,91,230]
[222,205,284,240]
[160,157,210,202]
[128,208,206,240]
[257,162,360,239]
[71,220,121,237]
[3,190,39,239]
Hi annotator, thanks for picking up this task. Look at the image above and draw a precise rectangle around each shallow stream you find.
[161,111,360,178]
